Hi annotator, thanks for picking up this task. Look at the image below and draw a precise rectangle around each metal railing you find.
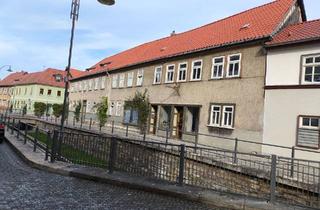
[4,115,320,209]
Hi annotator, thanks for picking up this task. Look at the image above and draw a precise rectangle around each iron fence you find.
[4,115,320,209]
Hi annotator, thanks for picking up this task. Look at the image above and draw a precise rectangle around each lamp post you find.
[60,0,115,133]
[0,65,13,72]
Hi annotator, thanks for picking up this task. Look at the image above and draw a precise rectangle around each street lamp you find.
[60,0,115,133]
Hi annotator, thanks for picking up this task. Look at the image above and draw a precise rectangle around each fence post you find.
[178,144,186,186]
[270,155,277,204]
[108,137,117,174]
[194,129,199,153]
[290,147,295,177]
[11,118,15,134]
[45,131,51,161]
[80,116,83,129]
[17,120,21,139]
[7,117,10,131]
[233,138,239,164]
[143,124,147,141]
[34,127,39,152]
[24,124,27,144]
[165,126,169,145]
[111,120,114,134]
[89,118,92,130]
[51,130,57,163]
[126,124,129,137]
[73,117,75,126]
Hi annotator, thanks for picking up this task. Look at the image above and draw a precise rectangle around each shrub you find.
[94,97,109,130]
[33,102,46,118]
[52,104,63,118]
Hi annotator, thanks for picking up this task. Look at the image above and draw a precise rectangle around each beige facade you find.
[0,86,12,111]
[107,44,266,152]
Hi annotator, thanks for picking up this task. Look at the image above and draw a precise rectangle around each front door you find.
[172,106,184,139]
[149,105,158,134]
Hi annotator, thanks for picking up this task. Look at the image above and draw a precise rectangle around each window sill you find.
[165,81,174,84]
[296,144,320,150]
[189,79,202,83]
[176,80,187,83]
[152,83,161,86]
[207,125,234,130]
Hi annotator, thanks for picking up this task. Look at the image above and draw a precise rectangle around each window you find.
[297,116,320,148]
[227,54,241,77]
[136,69,144,86]
[302,55,320,84]
[123,107,138,125]
[24,88,27,95]
[177,63,187,82]
[191,60,202,81]
[112,75,118,88]
[212,57,225,79]
[209,104,235,128]
[57,90,61,97]
[47,89,52,96]
[165,65,175,83]
[115,102,122,116]
[153,66,162,84]
[119,74,125,88]
[127,72,134,87]
[83,81,88,91]
[94,78,99,90]
[101,77,106,89]
[210,105,221,126]
[88,79,93,90]
[79,81,83,92]
[39,88,44,95]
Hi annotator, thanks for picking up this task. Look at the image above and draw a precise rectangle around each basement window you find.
[297,116,320,149]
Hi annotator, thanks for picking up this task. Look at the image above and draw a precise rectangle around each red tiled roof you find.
[266,19,320,47]
[0,68,84,88]
[75,0,299,79]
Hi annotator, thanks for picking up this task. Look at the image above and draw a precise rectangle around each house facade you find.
[263,20,320,160]
[66,0,306,153]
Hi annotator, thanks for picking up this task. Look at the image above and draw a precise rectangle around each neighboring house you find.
[6,68,82,115]
[74,0,306,153]
[263,19,320,160]
[0,72,27,111]
[69,69,108,121]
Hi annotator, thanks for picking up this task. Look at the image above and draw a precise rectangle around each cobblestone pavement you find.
[0,143,213,210]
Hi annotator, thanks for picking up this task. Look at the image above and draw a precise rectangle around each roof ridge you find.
[95,0,286,66]
[288,18,320,27]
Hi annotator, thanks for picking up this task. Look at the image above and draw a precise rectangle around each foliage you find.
[74,101,81,122]
[46,104,52,116]
[52,104,63,118]
[22,105,27,116]
[33,102,46,118]
[94,97,109,130]
[125,89,150,133]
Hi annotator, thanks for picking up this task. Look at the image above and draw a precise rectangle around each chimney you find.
[170,30,176,36]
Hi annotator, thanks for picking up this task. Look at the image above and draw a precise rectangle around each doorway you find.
[149,105,158,134]
[172,106,184,139]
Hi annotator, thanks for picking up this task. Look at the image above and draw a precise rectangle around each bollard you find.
[51,130,58,163]
[108,137,117,174]
[7,117,10,132]
[270,155,277,203]
[73,117,75,126]
[34,127,39,152]
[143,125,147,141]
[233,138,239,164]
[11,118,15,134]
[16,120,21,139]
[111,120,114,134]
[178,144,186,186]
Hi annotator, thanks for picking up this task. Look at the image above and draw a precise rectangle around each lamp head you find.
[97,0,115,6]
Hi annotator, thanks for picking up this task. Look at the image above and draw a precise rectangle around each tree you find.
[94,97,109,131]
[125,89,150,133]
[52,104,63,118]
[33,102,46,118]
[74,101,81,122]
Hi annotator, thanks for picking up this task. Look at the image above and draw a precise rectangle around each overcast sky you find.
[0,0,319,79]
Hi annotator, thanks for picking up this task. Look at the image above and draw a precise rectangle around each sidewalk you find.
[4,130,310,210]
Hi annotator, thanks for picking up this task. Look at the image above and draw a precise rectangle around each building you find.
[263,19,320,160]
[4,68,82,115]
[69,0,306,153]
[0,72,27,112]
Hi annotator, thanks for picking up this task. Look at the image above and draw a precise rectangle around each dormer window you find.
[55,74,62,82]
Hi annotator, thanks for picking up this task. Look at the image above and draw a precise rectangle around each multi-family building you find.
[69,0,306,153]
[263,19,320,160]
[1,68,83,115]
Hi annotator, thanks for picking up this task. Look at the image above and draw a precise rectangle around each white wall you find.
[266,43,320,86]
[263,43,320,161]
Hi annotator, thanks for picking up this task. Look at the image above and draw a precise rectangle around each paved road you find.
[0,142,213,210]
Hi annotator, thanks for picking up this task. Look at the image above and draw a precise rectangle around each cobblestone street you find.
[0,142,212,210]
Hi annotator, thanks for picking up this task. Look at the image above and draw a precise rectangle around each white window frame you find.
[112,74,119,88]
[222,105,234,128]
[94,78,99,90]
[209,105,221,126]
[88,79,93,90]
[136,69,144,86]
[119,74,125,88]
[211,56,225,79]
[302,54,320,84]
[101,77,106,89]
[191,60,202,81]
[127,72,134,87]
[165,64,175,83]
[177,62,188,82]
[153,66,162,84]
[226,54,241,78]
[300,116,320,130]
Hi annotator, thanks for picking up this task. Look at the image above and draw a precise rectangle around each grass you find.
[28,131,107,168]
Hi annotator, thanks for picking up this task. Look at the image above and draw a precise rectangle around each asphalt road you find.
[0,142,213,210]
